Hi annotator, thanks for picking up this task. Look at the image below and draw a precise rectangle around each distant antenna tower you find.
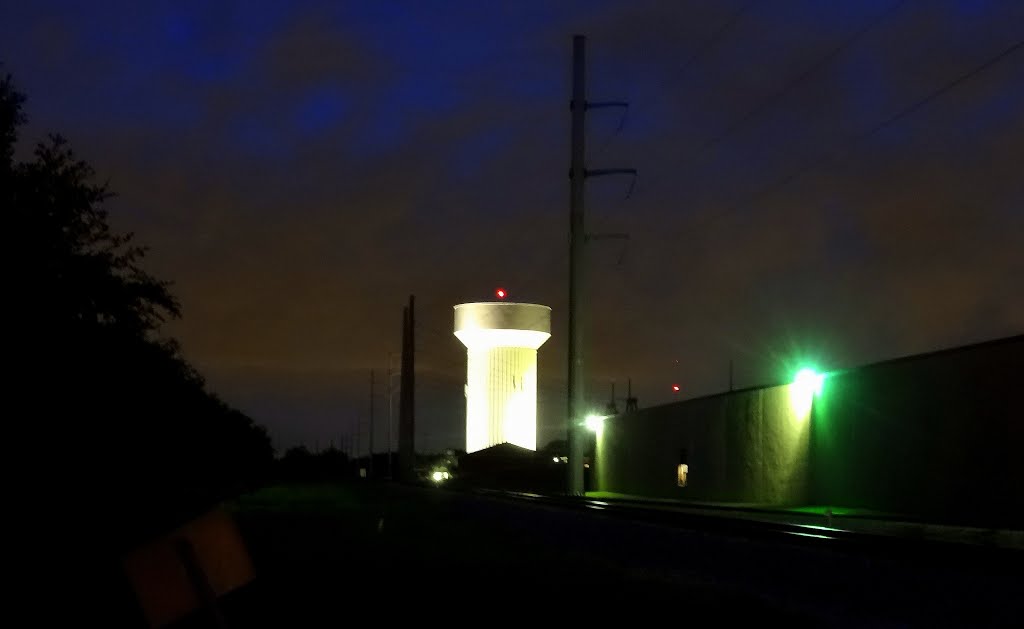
[605,381,619,415]
[625,378,639,412]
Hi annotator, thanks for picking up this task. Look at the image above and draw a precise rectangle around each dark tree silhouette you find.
[277,446,352,482]
[4,71,273,551]
[1,73,22,165]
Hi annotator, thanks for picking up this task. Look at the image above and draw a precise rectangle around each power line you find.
[595,2,756,159]
[697,0,906,156]
[635,1,903,208]
[628,29,1023,351]
[646,1,757,115]
[588,3,755,219]
[691,36,1024,235]
[855,38,1023,147]
[669,2,755,86]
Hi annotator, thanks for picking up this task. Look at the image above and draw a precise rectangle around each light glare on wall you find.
[585,414,606,432]
[790,367,825,418]
[794,368,824,395]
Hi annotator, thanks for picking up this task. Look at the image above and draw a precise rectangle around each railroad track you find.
[466,487,1023,573]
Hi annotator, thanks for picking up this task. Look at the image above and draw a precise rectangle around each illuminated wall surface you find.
[596,335,1024,526]
[596,383,812,505]
[455,302,551,453]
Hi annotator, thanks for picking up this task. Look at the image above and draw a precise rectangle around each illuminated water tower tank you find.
[454,297,551,453]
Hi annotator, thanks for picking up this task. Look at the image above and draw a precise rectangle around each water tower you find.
[454,293,551,453]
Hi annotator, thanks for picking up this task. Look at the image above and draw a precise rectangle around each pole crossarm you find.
[587,232,630,241]
[585,167,637,178]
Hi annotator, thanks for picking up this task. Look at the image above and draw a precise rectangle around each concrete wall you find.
[809,335,1023,526]
[596,335,1023,526]
[596,383,810,505]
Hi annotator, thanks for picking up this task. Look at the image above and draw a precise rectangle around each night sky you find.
[4,1,1022,454]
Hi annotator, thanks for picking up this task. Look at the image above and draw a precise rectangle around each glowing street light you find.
[584,414,607,432]
[793,368,825,396]
[790,367,825,418]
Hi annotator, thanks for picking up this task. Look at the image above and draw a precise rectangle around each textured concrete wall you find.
[596,384,809,505]
[809,335,1023,526]
[596,335,1022,525]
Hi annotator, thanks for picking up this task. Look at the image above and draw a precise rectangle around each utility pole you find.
[605,381,619,416]
[567,34,636,495]
[398,296,416,482]
[386,352,399,479]
[368,369,375,478]
[625,378,638,412]
[568,34,587,496]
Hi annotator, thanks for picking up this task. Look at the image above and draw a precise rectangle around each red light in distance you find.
[671,384,680,393]
[496,288,507,300]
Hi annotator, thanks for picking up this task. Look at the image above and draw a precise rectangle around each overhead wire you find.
[657,30,1024,384]
[696,0,907,157]
[689,35,1024,236]
[612,5,1020,390]
[636,0,906,206]
[586,0,757,271]
[651,0,758,112]
[618,1,757,198]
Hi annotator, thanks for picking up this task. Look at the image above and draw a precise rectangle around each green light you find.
[793,368,824,396]
[584,414,606,432]
[790,368,825,418]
